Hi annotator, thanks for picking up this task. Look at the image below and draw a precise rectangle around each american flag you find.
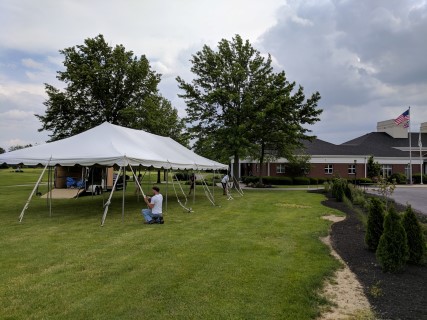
[395,109,410,126]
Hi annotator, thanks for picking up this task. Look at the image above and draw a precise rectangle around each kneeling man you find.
[142,186,163,224]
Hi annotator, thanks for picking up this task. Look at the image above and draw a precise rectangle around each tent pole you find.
[91,167,94,199]
[102,168,105,206]
[101,166,122,226]
[49,166,52,217]
[46,165,50,208]
[19,159,51,222]
[122,166,126,223]
[193,170,196,205]
[213,169,215,203]
[166,169,168,214]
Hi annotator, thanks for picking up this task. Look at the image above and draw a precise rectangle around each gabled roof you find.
[304,132,426,158]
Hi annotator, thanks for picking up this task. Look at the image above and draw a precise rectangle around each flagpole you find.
[409,106,412,184]
[420,128,423,185]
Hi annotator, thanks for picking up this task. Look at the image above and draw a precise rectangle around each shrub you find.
[389,173,407,184]
[317,178,330,184]
[365,198,385,251]
[263,176,293,185]
[412,173,427,184]
[331,178,347,202]
[175,172,189,181]
[349,185,367,206]
[402,205,426,265]
[323,181,331,194]
[376,206,409,272]
[293,177,310,185]
[357,177,373,184]
[309,177,318,185]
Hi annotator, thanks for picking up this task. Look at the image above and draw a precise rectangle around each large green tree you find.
[37,34,187,145]
[177,35,273,175]
[246,71,321,181]
[177,35,321,177]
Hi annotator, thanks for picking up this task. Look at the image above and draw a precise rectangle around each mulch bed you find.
[322,197,427,320]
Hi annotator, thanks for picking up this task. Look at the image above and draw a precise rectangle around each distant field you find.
[0,168,342,319]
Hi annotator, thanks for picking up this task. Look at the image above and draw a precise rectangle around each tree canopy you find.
[177,34,322,177]
[36,34,187,145]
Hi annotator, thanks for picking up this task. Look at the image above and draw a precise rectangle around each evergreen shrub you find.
[331,178,346,202]
[389,173,406,184]
[402,205,426,265]
[412,173,427,184]
[263,176,293,185]
[365,198,385,251]
[357,177,373,184]
[309,177,318,185]
[293,177,310,185]
[175,172,189,181]
[376,206,409,272]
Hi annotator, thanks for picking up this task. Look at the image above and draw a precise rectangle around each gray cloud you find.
[259,0,427,143]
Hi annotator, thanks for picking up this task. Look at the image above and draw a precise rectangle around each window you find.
[348,164,356,175]
[276,164,286,174]
[381,164,392,177]
[325,164,333,175]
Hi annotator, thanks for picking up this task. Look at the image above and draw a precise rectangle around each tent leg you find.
[193,171,195,205]
[212,169,215,204]
[166,169,168,214]
[19,161,51,222]
[101,166,122,226]
[49,166,53,217]
[122,166,125,223]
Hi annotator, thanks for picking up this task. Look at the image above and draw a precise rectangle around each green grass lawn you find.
[0,168,343,319]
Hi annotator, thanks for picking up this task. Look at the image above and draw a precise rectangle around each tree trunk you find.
[233,153,240,181]
[258,143,265,185]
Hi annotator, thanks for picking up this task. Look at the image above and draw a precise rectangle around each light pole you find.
[354,160,357,185]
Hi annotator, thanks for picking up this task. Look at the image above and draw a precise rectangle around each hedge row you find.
[241,176,374,186]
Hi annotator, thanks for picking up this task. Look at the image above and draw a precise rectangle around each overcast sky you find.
[1,0,426,150]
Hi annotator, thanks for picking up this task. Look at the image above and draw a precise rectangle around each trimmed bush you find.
[389,173,406,184]
[263,176,293,185]
[412,173,427,184]
[331,178,346,202]
[175,172,190,181]
[365,198,385,251]
[309,177,318,185]
[357,177,373,184]
[402,205,426,265]
[293,177,310,185]
[317,178,330,184]
[376,206,409,272]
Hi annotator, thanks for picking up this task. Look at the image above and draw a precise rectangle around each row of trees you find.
[31,34,322,177]
[366,199,426,272]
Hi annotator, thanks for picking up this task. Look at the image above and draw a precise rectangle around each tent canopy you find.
[0,122,227,170]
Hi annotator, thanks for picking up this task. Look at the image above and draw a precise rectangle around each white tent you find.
[0,122,227,170]
[0,122,227,224]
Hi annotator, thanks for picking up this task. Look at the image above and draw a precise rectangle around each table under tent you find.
[0,122,228,225]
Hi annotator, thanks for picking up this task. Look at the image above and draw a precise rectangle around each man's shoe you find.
[144,220,153,224]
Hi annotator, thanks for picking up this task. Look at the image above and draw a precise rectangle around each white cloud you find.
[0,0,426,148]
[21,58,44,70]
[1,109,35,119]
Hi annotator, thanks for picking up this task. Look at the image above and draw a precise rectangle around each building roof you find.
[303,132,426,158]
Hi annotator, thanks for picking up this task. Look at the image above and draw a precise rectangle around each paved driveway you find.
[368,186,427,215]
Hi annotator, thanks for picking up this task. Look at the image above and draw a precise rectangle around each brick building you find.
[234,119,427,180]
